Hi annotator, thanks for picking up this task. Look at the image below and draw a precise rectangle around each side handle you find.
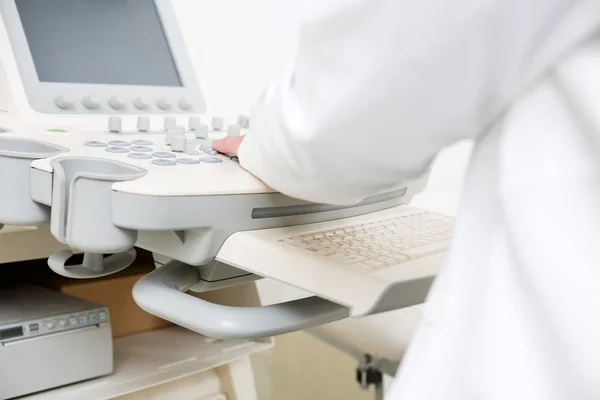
[132,261,350,340]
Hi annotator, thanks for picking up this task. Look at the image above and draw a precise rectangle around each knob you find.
[227,124,241,136]
[55,96,73,110]
[211,116,224,131]
[195,124,209,139]
[178,98,192,111]
[163,117,176,130]
[82,96,99,110]
[157,97,171,110]
[108,117,122,133]
[133,97,148,110]
[171,132,187,152]
[188,117,201,131]
[166,125,185,146]
[137,116,150,132]
[237,115,250,129]
[108,96,125,110]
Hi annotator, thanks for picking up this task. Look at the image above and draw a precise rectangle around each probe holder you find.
[0,136,67,228]
[47,157,146,278]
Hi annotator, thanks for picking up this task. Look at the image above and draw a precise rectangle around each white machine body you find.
[0,0,440,341]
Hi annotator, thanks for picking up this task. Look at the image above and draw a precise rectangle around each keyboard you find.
[277,210,453,271]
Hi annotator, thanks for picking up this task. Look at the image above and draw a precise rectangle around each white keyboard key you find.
[333,254,368,264]
[402,241,450,260]
[377,255,403,265]
[365,259,387,269]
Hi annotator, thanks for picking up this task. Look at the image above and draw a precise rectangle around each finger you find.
[212,136,244,155]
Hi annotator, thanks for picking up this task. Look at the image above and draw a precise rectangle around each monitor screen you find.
[15,0,183,87]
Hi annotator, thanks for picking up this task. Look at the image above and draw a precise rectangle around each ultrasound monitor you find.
[0,0,205,114]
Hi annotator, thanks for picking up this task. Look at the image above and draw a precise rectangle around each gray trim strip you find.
[251,188,407,219]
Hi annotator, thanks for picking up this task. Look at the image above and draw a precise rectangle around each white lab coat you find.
[238,0,600,398]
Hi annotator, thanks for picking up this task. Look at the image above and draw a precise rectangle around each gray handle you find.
[132,261,350,340]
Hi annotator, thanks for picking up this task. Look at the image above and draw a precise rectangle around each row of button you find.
[40,310,107,331]
[84,139,223,165]
[55,95,192,111]
[106,115,249,135]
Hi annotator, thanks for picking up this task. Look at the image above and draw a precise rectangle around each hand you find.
[212,135,245,156]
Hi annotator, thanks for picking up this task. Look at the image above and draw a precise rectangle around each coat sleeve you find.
[237,0,568,205]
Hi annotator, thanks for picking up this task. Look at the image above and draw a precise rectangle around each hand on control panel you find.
[212,135,245,156]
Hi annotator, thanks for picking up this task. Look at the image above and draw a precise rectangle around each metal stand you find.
[308,328,400,400]
[357,354,385,400]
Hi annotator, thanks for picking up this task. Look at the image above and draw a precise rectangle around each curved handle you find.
[132,261,350,340]
[47,249,136,279]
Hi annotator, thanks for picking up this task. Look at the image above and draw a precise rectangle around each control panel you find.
[76,114,249,166]
[0,307,109,344]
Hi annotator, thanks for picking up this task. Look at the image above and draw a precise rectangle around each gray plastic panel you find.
[368,276,435,315]
[114,172,429,266]
[49,156,146,253]
[0,136,67,225]
[132,260,350,340]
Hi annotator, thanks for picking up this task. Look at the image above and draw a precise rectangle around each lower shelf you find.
[21,326,273,400]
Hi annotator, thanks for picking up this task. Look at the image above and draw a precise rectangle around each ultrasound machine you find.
[0,0,452,356]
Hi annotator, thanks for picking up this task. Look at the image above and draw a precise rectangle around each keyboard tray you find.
[216,206,450,316]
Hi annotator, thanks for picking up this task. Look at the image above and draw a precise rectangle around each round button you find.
[211,116,224,131]
[137,116,150,132]
[166,125,185,145]
[163,117,176,130]
[177,158,200,165]
[199,157,223,163]
[178,98,192,110]
[195,124,209,139]
[131,139,153,146]
[82,96,99,110]
[188,117,201,131]
[133,97,149,110]
[130,145,152,152]
[85,141,108,147]
[105,147,129,153]
[46,321,55,329]
[55,95,73,110]
[152,151,176,158]
[157,97,171,110]
[109,96,125,110]
[237,114,250,128]
[200,145,218,155]
[108,116,122,133]
[128,153,152,160]
[152,159,177,166]
[108,140,130,146]
[58,319,67,327]
[227,124,241,136]
[171,133,187,152]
